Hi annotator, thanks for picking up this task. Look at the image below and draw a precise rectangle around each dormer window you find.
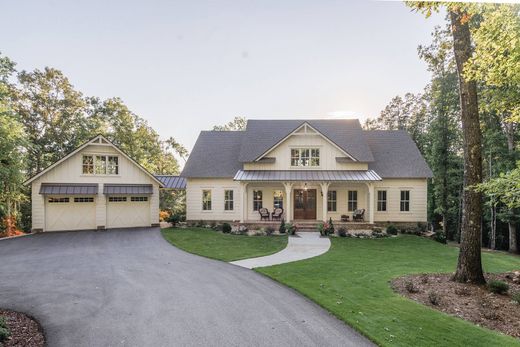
[290,148,320,167]
[83,155,119,175]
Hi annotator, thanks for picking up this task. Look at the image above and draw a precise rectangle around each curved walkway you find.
[0,228,371,347]
[231,232,331,269]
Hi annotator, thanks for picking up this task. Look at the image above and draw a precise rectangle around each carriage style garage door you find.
[106,196,151,229]
[45,196,96,232]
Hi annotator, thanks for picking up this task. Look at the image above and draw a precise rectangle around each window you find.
[377,190,387,212]
[400,190,410,212]
[48,197,69,203]
[74,197,94,203]
[348,190,358,211]
[273,190,283,209]
[131,196,148,202]
[224,190,234,211]
[83,155,119,175]
[109,196,127,202]
[253,190,263,211]
[290,148,320,167]
[202,190,212,210]
[107,156,119,175]
[327,191,337,212]
[82,155,94,174]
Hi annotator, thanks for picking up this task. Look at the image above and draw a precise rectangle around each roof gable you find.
[238,119,374,162]
[24,135,164,186]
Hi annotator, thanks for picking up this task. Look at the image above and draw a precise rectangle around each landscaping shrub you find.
[159,210,170,222]
[337,227,348,237]
[210,221,217,229]
[417,222,428,232]
[386,224,398,235]
[319,219,334,236]
[428,291,440,305]
[167,214,181,227]
[487,280,509,294]
[433,231,447,244]
[0,316,9,343]
[197,220,204,228]
[285,223,296,235]
[279,219,286,234]
[512,292,520,304]
[265,226,275,236]
[405,280,419,293]
[222,223,232,234]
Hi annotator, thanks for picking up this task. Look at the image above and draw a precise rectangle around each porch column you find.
[319,182,330,222]
[368,183,375,224]
[240,182,248,223]
[283,182,293,222]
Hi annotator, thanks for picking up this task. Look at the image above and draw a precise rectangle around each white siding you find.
[31,143,160,231]
[186,178,242,221]
[373,179,428,222]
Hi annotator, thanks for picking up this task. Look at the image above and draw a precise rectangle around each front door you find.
[293,189,317,220]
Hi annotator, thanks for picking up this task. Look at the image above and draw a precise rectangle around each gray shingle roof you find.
[181,131,244,178]
[154,175,187,189]
[238,119,374,162]
[366,130,433,178]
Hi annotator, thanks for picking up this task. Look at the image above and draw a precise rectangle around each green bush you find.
[0,316,10,343]
[222,223,232,234]
[386,224,398,235]
[487,280,509,294]
[167,214,181,227]
[433,231,447,244]
[337,227,348,237]
[197,220,204,228]
[285,223,296,235]
[265,226,275,236]
[512,292,520,304]
[279,219,286,234]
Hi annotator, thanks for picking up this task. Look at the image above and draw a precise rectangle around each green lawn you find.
[257,235,520,347]
[161,227,288,262]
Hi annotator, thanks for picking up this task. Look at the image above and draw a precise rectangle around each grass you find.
[256,235,520,347]
[161,227,288,262]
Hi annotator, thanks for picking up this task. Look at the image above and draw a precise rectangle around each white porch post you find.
[283,182,293,222]
[319,182,330,222]
[240,182,248,223]
[368,183,375,224]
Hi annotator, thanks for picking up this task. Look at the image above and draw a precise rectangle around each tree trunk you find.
[510,223,518,253]
[449,9,486,284]
[490,203,496,250]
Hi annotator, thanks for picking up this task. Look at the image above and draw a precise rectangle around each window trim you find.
[347,190,358,212]
[224,189,234,211]
[253,190,263,211]
[82,154,119,176]
[377,190,387,212]
[327,190,337,212]
[290,147,320,167]
[400,190,410,212]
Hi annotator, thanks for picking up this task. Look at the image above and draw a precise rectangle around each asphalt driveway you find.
[0,228,372,346]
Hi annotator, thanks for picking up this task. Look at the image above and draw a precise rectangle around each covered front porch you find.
[234,170,382,224]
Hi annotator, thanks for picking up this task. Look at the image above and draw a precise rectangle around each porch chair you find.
[352,209,365,222]
[271,208,284,221]
[259,208,270,221]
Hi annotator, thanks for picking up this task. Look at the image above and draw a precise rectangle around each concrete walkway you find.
[231,232,331,269]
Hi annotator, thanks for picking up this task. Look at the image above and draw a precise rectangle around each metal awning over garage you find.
[103,184,153,195]
[154,175,187,189]
[39,183,98,195]
[233,170,382,182]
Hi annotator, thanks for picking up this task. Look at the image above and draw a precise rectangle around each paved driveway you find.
[0,228,372,347]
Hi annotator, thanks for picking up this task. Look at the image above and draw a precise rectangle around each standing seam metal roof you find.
[233,170,382,181]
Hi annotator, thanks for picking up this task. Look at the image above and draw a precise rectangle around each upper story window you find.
[290,148,320,167]
[83,155,119,175]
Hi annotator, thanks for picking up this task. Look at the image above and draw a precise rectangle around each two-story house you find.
[182,119,432,226]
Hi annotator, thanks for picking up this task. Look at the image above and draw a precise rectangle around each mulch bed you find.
[0,309,45,347]
[392,272,520,339]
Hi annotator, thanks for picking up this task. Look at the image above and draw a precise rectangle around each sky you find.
[1,0,445,151]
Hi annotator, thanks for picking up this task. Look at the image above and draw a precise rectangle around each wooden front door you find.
[293,189,317,220]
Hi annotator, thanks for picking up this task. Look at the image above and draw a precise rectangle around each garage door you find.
[45,196,96,231]
[106,196,150,229]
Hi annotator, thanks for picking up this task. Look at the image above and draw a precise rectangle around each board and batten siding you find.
[242,134,369,171]
[31,143,160,231]
[186,178,242,221]
[373,178,427,223]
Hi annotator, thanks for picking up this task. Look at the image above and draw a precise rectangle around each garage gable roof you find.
[24,135,164,187]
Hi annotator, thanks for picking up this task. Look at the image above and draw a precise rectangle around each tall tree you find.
[213,116,247,131]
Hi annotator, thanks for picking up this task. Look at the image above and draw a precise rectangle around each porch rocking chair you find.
[271,208,284,221]
[259,208,270,221]
[352,209,365,222]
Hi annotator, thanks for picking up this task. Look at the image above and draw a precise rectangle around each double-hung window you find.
[224,190,234,211]
[253,190,263,211]
[377,190,387,211]
[327,191,337,212]
[290,148,320,167]
[348,190,358,211]
[273,190,283,209]
[202,190,212,211]
[400,190,410,212]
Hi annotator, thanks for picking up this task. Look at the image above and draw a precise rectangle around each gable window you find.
[83,155,119,175]
[273,190,283,209]
[82,155,94,174]
[95,155,107,174]
[327,191,337,212]
[202,190,212,211]
[253,190,263,211]
[224,190,234,211]
[348,190,357,211]
[377,190,387,211]
[290,148,320,167]
[400,190,410,212]
[107,156,119,174]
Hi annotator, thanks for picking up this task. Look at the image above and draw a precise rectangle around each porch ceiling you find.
[233,170,382,182]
